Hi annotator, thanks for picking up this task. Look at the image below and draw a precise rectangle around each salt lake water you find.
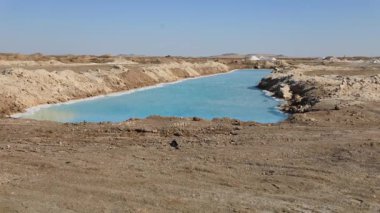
[19,69,287,123]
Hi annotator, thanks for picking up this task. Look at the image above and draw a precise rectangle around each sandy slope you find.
[0,60,229,115]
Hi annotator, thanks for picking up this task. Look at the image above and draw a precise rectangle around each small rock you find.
[233,127,243,131]
[135,128,156,133]
[279,84,292,100]
[263,170,275,176]
[294,94,303,103]
[135,128,146,133]
[113,65,123,69]
[170,140,179,149]
[335,105,341,110]
[174,132,183,137]
[230,131,238,136]
[192,117,202,121]
[1,69,13,75]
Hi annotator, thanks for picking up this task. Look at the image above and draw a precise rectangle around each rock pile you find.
[259,65,380,113]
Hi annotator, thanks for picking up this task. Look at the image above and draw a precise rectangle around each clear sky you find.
[0,0,379,57]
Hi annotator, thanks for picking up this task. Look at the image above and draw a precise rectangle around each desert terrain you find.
[0,54,379,212]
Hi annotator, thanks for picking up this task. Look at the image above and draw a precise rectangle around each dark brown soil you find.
[0,101,379,212]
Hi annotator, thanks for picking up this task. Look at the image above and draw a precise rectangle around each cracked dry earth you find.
[0,102,379,212]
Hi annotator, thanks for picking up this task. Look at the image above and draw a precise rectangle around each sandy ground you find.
[0,55,379,212]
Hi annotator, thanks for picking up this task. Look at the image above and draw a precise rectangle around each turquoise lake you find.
[20,70,287,123]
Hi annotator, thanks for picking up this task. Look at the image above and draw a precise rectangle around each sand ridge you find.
[0,59,229,115]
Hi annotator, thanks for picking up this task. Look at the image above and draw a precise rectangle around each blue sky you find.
[0,0,379,56]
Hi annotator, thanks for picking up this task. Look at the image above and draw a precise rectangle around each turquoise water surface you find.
[20,70,287,123]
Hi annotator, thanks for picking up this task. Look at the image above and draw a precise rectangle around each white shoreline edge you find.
[11,69,241,118]
[11,69,285,119]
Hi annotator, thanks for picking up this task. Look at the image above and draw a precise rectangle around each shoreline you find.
[11,69,285,121]
[11,69,241,119]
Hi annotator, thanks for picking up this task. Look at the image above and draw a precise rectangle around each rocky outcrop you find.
[259,65,380,113]
[259,72,318,113]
